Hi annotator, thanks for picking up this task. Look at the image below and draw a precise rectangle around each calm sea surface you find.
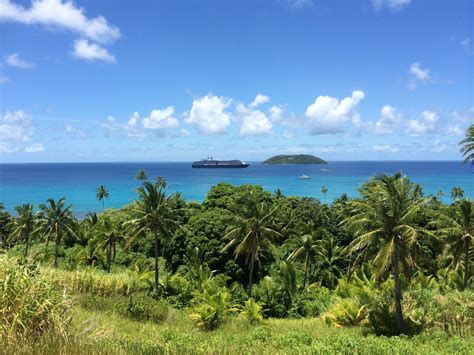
[0,161,472,214]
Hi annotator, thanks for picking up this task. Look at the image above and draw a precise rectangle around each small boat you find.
[299,174,311,179]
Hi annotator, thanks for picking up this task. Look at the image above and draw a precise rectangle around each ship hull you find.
[192,164,249,168]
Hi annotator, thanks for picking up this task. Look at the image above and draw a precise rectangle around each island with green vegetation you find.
[263,154,327,165]
[0,125,473,354]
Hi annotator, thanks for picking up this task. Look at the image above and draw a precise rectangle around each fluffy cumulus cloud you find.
[371,0,412,10]
[5,53,34,68]
[0,0,120,62]
[0,0,120,43]
[125,112,145,140]
[72,39,116,63]
[305,90,365,134]
[185,94,232,135]
[269,105,284,122]
[374,105,403,134]
[408,62,430,90]
[142,107,180,130]
[405,111,438,135]
[0,110,33,141]
[249,93,270,108]
[446,124,464,136]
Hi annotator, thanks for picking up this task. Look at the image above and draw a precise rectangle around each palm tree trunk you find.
[248,255,255,295]
[24,233,30,258]
[393,237,407,333]
[463,239,470,290]
[154,230,160,293]
[303,253,309,289]
[107,242,112,273]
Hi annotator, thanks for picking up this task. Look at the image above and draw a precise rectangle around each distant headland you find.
[262,154,328,165]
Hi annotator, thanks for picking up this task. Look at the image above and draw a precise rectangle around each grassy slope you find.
[8,301,472,355]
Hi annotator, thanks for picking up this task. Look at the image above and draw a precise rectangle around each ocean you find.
[0,161,472,215]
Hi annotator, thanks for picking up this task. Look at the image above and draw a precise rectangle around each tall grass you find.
[0,256,71,343]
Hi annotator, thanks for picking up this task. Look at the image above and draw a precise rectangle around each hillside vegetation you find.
[262,154,327,164]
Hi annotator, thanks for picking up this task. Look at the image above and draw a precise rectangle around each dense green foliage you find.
[262,154,327,164]
[1,128,473,352]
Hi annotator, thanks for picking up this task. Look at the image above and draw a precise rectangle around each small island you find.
[262,154,327,165]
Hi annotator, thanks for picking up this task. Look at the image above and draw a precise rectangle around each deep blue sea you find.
[0,161,472,215]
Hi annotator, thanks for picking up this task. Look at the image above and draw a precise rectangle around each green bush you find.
[126,293,169,323]
[239,298,264,324]
[324,298,369,327]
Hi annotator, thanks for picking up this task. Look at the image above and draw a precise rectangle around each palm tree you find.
[136,169,148,181]
[460,124,474,165]
[437,190,445,203]
[432,199,473,289]
[314,237,344,289]
[223,191,281,294]
[321,186,328,204]
[38,198,76,267]
[451,187,464,202]
[126,178,178,293]
[96,217,124,273]
[287,229,326,289]
[0,203,11,249]
[343,174,427,334]
[10,204,38,257]
[96,185,109,210]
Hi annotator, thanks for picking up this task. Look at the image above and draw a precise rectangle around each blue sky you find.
[0,0,472,162]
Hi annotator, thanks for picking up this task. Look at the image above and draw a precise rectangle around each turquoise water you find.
[0,161,472,214]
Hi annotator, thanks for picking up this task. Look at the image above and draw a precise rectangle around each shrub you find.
[368,299,422,336]
[126,293,169,323]
[0,257,71,342]
[323,299,369,327]
[240,298,263,324]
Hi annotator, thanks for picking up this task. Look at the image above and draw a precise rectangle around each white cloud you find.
[125,112,145,140]
[0,142,17,153]
[179,128,191,137]
[185,94,232,135]
[24,142,44,153]
[305,90,365,134]
[283,130,295,138]
[286,0,313,10]
[371,144,399,153]
[269,105,284,122]
[65,124,86,139]
[143,107,180,130]
[0,0,120,44]
[5,53,34,68]
[249,93,270,108]
[460,37,471,51]
[446,124,464,136]
[0,110,33,141]
[72,39,116,63]
[371,0,412,10]
[405,110,438,135]
[374,105,403,134]
[408,62,430,90]
[240,110,273,136]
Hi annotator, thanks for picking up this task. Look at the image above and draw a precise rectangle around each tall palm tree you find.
[126,178,178,293]
[136,169,148,181]
[432,199,473,289]
[287,228,327,289]
[437,190,445,203]
[96,217,124,273]
[223,191,281,294]
[451,187,464,202]
[321,186,328,204]
[460,124,474,165]
[10,204,38,257]
[314,237,344,289]
[343,174,427,334]
[38,198,76,267]
[96,185,109,210]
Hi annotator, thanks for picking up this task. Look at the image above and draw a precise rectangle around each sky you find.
[0,0,473,163]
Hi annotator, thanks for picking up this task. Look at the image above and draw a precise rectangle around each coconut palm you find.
[96,217,124,272]
[314,237,344,289]
[451,187,464,202]
[10,204,38,257]
[223,191,281,294]
[321,186,328,204]
[96,185,109,210]
[431,199,473,289]
[343,174,428,334]
[38,198,76,267]
[460,124,474,165]
[126,178,178,293]
[287,228,327,289]
[136,169,148,181]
